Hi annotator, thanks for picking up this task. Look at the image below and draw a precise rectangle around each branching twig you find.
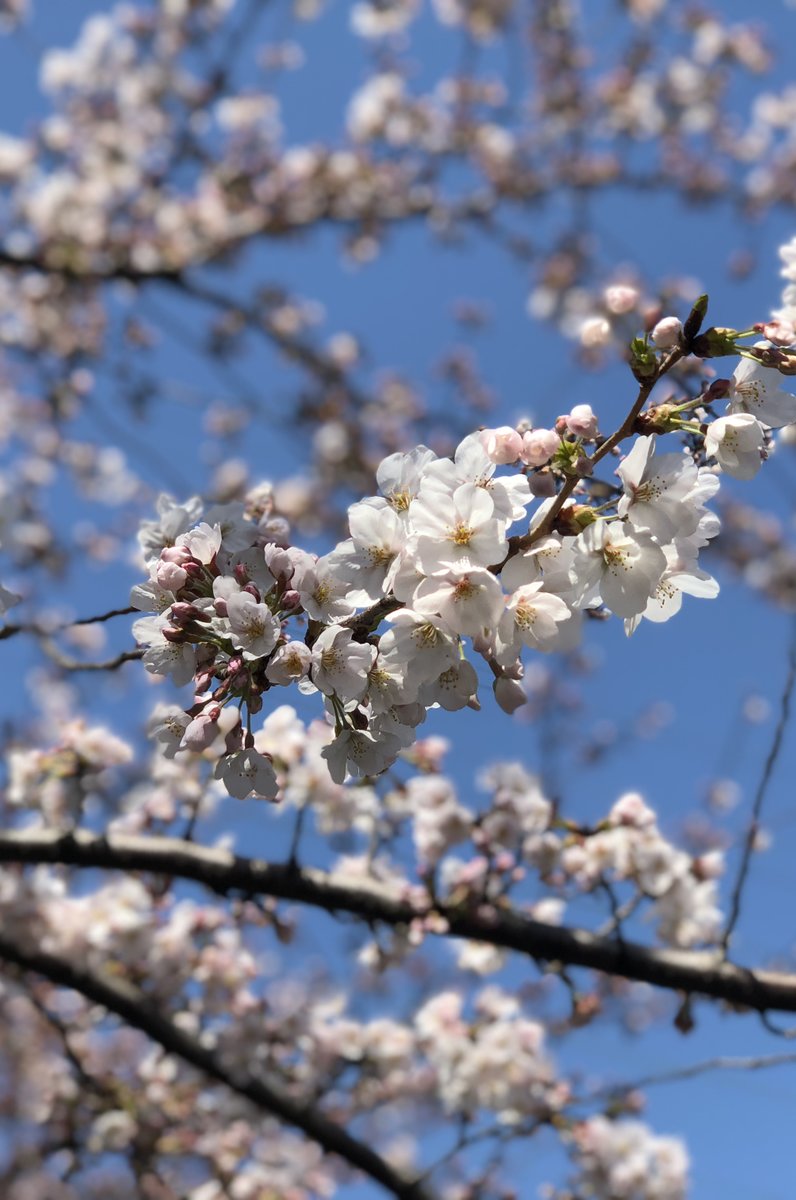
[596,1049,796,1096]
[513,343,686,554]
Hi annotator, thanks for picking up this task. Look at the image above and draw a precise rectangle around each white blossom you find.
[411,482,506,575]
[311,625,376,701]
[413,568,505,636]
[214,749,278,800]
[572,522,667,618]
[322,728,403,783]
[498,582,573,657]
[728,357,796,428]
[704,412,766,479]
[225,592,280,659]
[617,436,714,542]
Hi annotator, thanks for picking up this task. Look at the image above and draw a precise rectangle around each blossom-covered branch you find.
[128,299,796,799]
[1,828,794,1015]
[0,928,437,1200]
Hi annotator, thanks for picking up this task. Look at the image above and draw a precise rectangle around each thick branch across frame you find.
[0,925,436,1200]
[2,829,796,1014]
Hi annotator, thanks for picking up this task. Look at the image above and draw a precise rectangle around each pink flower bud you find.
[493,676,526,714]
[243,583,261,602]
[162,626,186,644]
[521,428,560,467]
[181,710,221,752]
[479,426,522,464]
[528,471,557,497]
[604,284,639,314]
[705,378,730,402]
[757,319,796,347]
[265,544,294,579]
[194,668,215,692]
[579,316,611,348]
[565,404,598,439]
[170,602,209,626]
[155,560,188,592]
[651,316,683,349]
[161,546,193,565]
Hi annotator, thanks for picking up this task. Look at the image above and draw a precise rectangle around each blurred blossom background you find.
[2,2,796,1196]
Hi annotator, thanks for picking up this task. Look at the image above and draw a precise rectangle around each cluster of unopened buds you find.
[133,326,796,800]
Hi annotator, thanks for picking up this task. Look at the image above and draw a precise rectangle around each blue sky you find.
[4,2,796,1196]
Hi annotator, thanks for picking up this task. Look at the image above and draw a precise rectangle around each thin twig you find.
[38,641,143,672]
[722,614,796,954]
[597,1049,796,1096]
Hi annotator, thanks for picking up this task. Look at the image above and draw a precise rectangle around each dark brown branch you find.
[38,642,143,672]
[1,606,137,641]
[0,929,436,1200]
[0,616,142,671]
[3,829,796,1014]
[71,606,138,626]
[0,246,182,284]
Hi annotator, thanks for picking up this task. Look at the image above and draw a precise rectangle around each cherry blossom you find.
[572,522,668,618]
[310,626,376,701]
[411,483,506,575]
[1,7,796,1197]
[728,357,796,428]
[214,748,278,800]
[617,436,718,542]
[704,413,766,479]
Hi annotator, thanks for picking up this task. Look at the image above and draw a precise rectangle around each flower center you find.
[389,489,411,511]
[321,648,341,672]
[453,578,477,601]
[515,601,536,629]
[414,622,440,647]
[451,522,474,546]
[604,546,629,571]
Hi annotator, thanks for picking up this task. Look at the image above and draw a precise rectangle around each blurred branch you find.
[0,606,136,640]
[0,611,141,672]
[597,1049,796,1096]
[0,930,437,1200]
[722,614,796,954]
[37,642,143,672]
[4,829,796,1013]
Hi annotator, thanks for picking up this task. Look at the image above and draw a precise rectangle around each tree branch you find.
[3,829,796,1014]
[722,613,796,953]
[0,928,436,1200]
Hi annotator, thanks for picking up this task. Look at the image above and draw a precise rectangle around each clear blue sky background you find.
[4,2,796,1195]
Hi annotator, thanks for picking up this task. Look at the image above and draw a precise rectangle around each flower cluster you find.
[568,1115,689,1200]
[132,345,796,797]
